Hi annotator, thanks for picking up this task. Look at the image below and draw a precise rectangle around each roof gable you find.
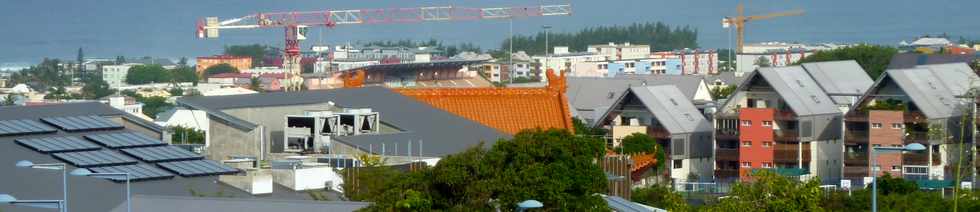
[883,68,968,118]
[626,85,712,134]
[757,66,840,116]
[801,60,874,105]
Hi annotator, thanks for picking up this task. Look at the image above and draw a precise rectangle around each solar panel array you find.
[0,119,57,136]
[90,164,176,181]
[158,160,240,177]
[121,146,203,162]
[53,150,138,167]
[41,115,124,132]
[15,136,101,153]
[84,132,164,148]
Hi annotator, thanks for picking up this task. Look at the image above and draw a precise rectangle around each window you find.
[673,160,683,169]
[741,162,751,168]
[872,144,882,147]
[871,123,883,129]
[763,142,773,148]
[762,121,773,127]
[741,120,752,126]
[892,123,903,129]
[891,165,900,171]
[762,162,773,168]
[742,141,752,147]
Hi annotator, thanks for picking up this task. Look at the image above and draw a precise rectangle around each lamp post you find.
[516,199,543,212]
[542,25,552,73]
[0,194,64,211]
[16,160,67,212]
[871,143,926,212]
[70,168,131,212]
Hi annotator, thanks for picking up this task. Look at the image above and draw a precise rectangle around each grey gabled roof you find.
[801,60,874,105]
[178,87,508,157]
[566,75,707,121]
[888,53,977,69]
[757,66,840,116]
[916,63,980,96]
[109,195,369,212]
[602,195,663,212]
[608,85,712,134]
[878,66,976,119]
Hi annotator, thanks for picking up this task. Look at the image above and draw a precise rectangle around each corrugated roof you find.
[801,60,874,105]
[626,85,712,134]
[395,87,573,135]
[110,195,369,212]
[916,63,980,96]
[885,68,969,119]
[566,75,707,121]
[888,53,976,69]
[178,87,508,157]
[757,66,840,116]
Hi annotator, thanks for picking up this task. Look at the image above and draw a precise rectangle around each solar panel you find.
[120,146,203,162]
[0,119,57,136]
[158,160,240,177]
[84,132,165,149]
[41,115,124,132]
[89,164,175,181]
[16,136,102,153]
[52,150,138,167]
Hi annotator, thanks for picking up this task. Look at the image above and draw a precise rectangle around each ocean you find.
[1,0,978,64]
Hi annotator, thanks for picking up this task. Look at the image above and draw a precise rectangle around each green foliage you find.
[170,66,199,84]
[168,87,184,96]
[572,117,608,136]
[795,44,898,79]
[136,95,172,119]
[9,58,72,89]
[1,94,18,106]
[632,184,690,211]
[170,125,204,144]
[80,78,115,99]
[45,86,78,100]
[223,44,275,67]
[754,56,772,68]
[248,77,264,92]
[821,188,980,212]
[709,85,737,100]
[347,129,609,211]
[503,22,698,55]
[364,39,482,56]
[876,173,918,195]
[126,64,170,85]
[616,133,666,171]
[861,99,907,112]
[706,170,824,212]
[204,63,239,77]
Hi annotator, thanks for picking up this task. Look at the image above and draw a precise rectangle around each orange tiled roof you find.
[630,153,657,173]
[345,70,573,134]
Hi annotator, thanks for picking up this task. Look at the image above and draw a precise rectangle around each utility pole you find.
[543,25,552,75]
[509,18,514,84]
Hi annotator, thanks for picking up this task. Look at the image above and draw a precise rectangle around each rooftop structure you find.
[566,75,713,125]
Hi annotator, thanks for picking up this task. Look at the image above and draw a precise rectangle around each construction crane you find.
[722,3,804,53]
[197,4,572,91]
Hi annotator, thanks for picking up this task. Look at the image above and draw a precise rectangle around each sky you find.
[1,0,979,64]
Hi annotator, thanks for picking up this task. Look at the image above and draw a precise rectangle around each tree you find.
[178,57,188,67]
[616,133,666,171]
[794,45,898,79]
[170,126,205,144]
[572,117,607,137]
[706,170,824,212]
[632,184,690,211]
[248,77,264,92]
[709,85,737,100]
[348,129,609,211]
[126,64,170,85]
[2,94,18,106]
[168,87,184,96]
[754,56,772,68]
[876,173,917,195]
[501,22,698,55]
[81,78,114,99]
[138,96,173,118]
[224,44,273,67]
[170,66,199,85]
[204,63,239,76]
[115,56,126,64]
[76,47,84,75]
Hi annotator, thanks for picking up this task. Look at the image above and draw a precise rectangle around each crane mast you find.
[197,4,572,91]
[722,3,803,53]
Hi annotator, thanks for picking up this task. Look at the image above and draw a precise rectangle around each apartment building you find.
[101,63,137,88]
[593,85,714,182]
[844,63,979,182]
[651,49,719,75]
[715,61,873,183]
[587,42,651,61]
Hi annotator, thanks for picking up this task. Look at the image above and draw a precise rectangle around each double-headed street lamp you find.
[16,160,67,212]
[871,143,927,212]
[70,168,131,212]
[0,194,64,211]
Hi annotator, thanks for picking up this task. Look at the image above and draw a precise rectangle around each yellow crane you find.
[723,3,804,53]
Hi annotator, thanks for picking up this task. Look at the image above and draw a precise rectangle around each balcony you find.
[845,130,868,145]
[716,128,739,141]
[647,128,670,140]
[902,153,941,166]
[715,169,739,179]
[904,111,928,123]
[904,132,929,142]
[844,166,870,178]
[774,110,797,121]
[716,148,738,161]
[774,130,799,142]
[774,143,811,164]
[844,152,869,165]
[846,112,869,122]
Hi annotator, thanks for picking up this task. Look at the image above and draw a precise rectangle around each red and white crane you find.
[197,4,572,91]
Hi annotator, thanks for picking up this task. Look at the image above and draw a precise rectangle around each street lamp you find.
[542,25,553,73]
[516,199,543,212]
[16,160,67,212]
[0,194,64,210]
[871,143,926,212]
[70,168,131,212]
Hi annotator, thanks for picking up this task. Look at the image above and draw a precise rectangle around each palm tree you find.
[248,77,264,92]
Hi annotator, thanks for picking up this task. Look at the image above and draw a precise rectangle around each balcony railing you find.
[774,130,799,142]
[845,130,868,144]
[844,152,869,165]
[648,128,670,139]
[774,110,797,121]
[844,166,870,178]
[903,153,941,166]
[845,112,869,122]
[716,128,739,140]
[716,148,738,161]
[904,111,928,123]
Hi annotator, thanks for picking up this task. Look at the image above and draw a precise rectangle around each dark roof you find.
[177,87,507,157]
[0,103,334,212]
[887,53,976,69]
[109,195,369,212]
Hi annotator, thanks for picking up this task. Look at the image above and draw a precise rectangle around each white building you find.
[313,59,380,73]
[103,95,150,120]
[154,107,211,146]
[588,42,651,61]
[242,67,287,75]
[102,64,136,89]
[735,42,847,72]
[652,49,719,75]
[532,46,605,81]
